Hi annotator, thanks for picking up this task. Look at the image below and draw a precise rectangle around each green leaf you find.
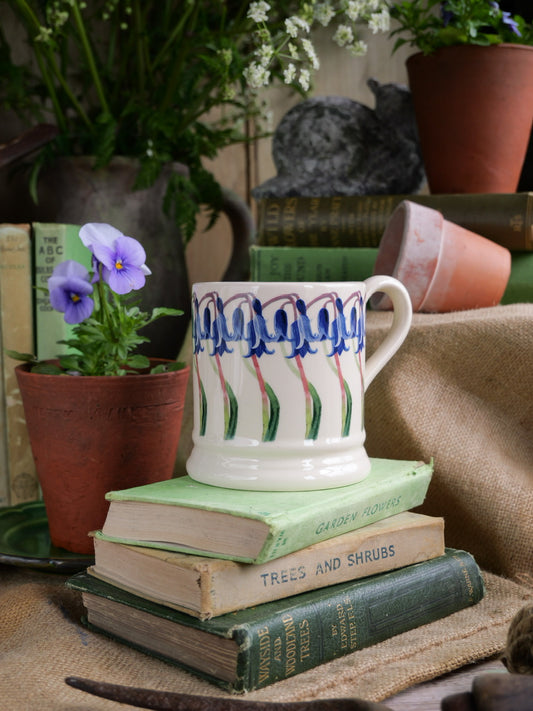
[341,378,353,438]
[263,382,280,442]
[224,380,238,440]
[126,354,151,370]
[306,382,322,441]
[150,361,185,374]
[199,378,208,437]
[4,350,37,363]
[30,363,65,375]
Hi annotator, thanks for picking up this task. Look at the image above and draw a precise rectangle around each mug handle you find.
[364,275,412,388]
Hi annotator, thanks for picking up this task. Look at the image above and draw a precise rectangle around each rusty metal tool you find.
[64,676,393,711]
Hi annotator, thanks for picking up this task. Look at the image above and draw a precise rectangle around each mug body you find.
[187,281,374,490]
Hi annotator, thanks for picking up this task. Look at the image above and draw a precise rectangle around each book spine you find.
[0,256,7,507]
[32,222,90,360]
[208,514,444,617]
[0,224,39,505]
[260,461,433,563]
[237,549,484,691]
[250,245,378,282]
[501,252,533,304]
[256,193,533,251]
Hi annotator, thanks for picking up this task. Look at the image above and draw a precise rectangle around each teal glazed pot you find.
[16,361,190,554]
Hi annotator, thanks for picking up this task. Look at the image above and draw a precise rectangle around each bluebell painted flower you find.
[192,295,204,355]
[273,308,289,341]
[209,297,234,356]
[245,298,275,358]
[79,223,151,295]
[288,299,319,358]
[48,260,94,325]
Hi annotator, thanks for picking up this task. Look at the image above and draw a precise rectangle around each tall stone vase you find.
[407,44,533,194]
[0,156,253,359]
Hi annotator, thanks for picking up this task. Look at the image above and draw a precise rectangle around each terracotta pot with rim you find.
[16,360,190,555]
[371,200,511,313]
[407,43,533,194]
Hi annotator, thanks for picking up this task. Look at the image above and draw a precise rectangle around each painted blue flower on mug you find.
[192,289,365,442]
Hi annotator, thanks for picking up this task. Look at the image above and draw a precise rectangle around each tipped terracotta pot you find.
[16,361,190,555]
[407,44,533,194]
[371,200,511,313]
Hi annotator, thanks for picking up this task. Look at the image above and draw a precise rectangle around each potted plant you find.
[388,0,533,194]
[10,222,190,555]
[0,0,392,356]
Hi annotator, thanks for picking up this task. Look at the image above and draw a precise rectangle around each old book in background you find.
[32,222,91,360]
[501,252,533,304]
[0,224,39,506]
[255,193,533,251]
[97,458,434,564]
[67,548,485,693]
[250,245,378,282]
[90,511,445,619]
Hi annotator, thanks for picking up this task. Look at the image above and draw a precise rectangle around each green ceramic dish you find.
[0,501,93,572]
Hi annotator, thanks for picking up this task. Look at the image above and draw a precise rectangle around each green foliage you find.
[389,0,533,54]
[0,0,271,243]
[8,286,184,376]
[0,1,395,242]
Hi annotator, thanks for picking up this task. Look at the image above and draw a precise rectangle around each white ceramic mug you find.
[186,277,412,491]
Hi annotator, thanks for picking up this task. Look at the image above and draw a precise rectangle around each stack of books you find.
[250,193,533,306]
[66,458,486,693]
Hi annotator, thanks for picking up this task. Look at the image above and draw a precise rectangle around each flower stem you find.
[70,1,110,116]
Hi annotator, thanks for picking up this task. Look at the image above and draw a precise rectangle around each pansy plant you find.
[9,223,183,376]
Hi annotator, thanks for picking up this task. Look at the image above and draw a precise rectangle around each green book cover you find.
[501,251,533,304]
[32,222,91,360]
[67,548,485,693]
[255,193,533,251]
[250,245,378,282]
[99,458,433,564]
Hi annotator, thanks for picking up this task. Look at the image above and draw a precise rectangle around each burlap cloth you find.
[1,304,532,709]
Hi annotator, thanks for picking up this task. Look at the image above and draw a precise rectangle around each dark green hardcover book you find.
[66,548,485,693]
[255,193,533,251]
[250,245,378,282]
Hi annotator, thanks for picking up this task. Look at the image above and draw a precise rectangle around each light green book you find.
[32,222,92,360]
[97,458,434,564]
[250,245,378,282]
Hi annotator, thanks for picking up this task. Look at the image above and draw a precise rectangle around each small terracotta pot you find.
[407,44,533,194]
[16,361,190,555]
[371,200,511,313]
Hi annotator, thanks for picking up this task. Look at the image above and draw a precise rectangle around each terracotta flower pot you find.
[407,44,533,194]
[16,361,190,555]
[371,200,511,313]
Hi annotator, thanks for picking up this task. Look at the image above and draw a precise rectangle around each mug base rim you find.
[185,448,371,491]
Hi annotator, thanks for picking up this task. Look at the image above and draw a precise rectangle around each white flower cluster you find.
[244,0,390,91]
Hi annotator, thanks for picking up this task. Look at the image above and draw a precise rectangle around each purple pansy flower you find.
[79,223,151,295]
[441,1,454,25]
[501,10,521,35]
[48,260,94,324]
